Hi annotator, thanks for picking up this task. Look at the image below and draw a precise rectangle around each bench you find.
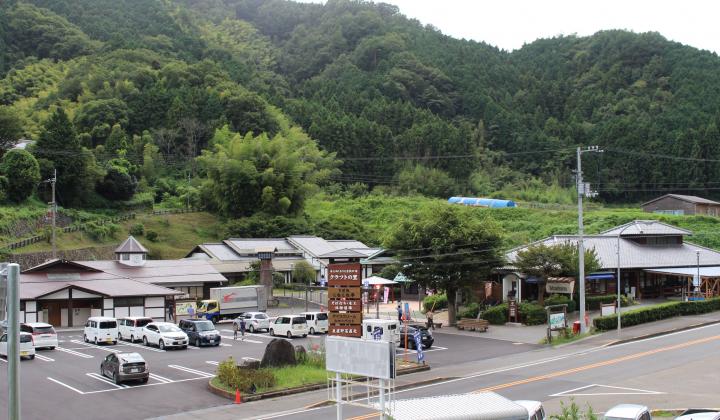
[456,318,489,332]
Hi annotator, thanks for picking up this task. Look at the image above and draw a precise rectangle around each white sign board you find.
[326,336,395,380]
[600,303,616,317]
[549,312,566,330]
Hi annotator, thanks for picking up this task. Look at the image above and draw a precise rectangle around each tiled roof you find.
[80,259,227,285]
[318,248,370,258]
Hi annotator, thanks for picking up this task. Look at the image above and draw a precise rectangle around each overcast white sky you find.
[300,0,720,54]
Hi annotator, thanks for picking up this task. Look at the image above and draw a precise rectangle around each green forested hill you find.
[2,0,720,215]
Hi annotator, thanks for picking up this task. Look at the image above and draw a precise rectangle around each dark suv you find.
[178,319,221,347]
[399,325,434,349]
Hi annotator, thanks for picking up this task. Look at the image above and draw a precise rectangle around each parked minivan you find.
[118,317,153,343]
[21,322,58,350]
[269,315,308,338]
[515,400,546,420]
[179,319,221,347]
[84,317,119,345]
[300,312,329,334]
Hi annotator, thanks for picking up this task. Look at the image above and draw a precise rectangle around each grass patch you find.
[541,330,596,346]
[261,364,329,392]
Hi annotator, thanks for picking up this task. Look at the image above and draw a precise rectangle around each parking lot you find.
[0,323,539,420]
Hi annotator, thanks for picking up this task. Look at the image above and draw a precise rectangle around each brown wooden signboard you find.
[329,299,362,312]
[329,325,362,337]
[327,263,362,286]
[329,312,362,325]
[328,287,361,299]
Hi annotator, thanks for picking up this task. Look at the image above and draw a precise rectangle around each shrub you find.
[129,223,144,236]
[586,294,634,310]
[216,356,276,393]
[85,221,119,241]
[458,302,480,319]
[545,294,577,312]
[593,298,720,330]
[146,230,159,242]
[482,303,508,325]
[423,294,448,312]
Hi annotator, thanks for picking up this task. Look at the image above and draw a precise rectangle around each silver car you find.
[235,312,270,333]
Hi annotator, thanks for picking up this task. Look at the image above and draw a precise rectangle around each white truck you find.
[196,286,267,323]
[380,392,542,420]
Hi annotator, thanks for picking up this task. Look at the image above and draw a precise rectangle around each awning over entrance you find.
[586,272,616,281]
[645,267,720,277]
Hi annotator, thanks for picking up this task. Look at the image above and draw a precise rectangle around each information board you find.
[326,336,395,379]
[328,262,363,337]
[329,299,361,312]
[329,312,362,325]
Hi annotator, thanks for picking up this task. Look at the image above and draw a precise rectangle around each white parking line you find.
[168,364,214,378]
[48,377,85,395]
[205,361,219,366]
[398,345,449,355]
[219,335,263,344]
[56,347,94,358]
[149,373,173,383]
[117,341,166,353]
[71,340,123,353]
[86,372,129,389]
[0,357,6,363]
[35,354,55,362]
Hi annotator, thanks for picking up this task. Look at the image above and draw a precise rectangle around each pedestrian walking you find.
[239,317,246,340]
[233,322,238,340]
[426,310,434,330]
[397,303,403,321]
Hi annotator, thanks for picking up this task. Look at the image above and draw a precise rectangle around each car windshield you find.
[196,321,215,331]
[292,317,306,325]
[136,319,152,327]
[99,321,117,329]
[316,313,328,321]
[120,353,144,363]
[254,313,268,319]
[20,334,32,343]
[158,325,182,333]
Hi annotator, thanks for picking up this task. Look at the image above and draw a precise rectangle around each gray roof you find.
[78,259,227,285]
[318,248,370,258]
[600,220,692,237]
[642,194,720,206]
[226,238,296,254]
[289,236,371,258]
[506,235,720,270]
[200,244,243,261]
[115,236,148,254]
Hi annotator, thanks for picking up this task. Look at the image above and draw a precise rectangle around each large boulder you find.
[260,339,297,368]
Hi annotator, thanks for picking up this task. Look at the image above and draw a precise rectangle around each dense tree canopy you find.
[0,149,40,202]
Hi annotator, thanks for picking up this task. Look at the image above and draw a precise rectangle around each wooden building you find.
[642,194,720,216]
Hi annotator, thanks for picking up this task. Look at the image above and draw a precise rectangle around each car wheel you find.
[302,334,307,338]
[195,338,201,347]
[29,355,35,360]
[142,336,148,346]
[269,329,274,336]
[287,331,292,339]
[141,377,148,384]
[130,335,134,343]
[309,327,315,335]
[113,371,120,385]
[84,334,88,343]
[159,340,165,350]
[249,325,255,333]
[118,333,122,341]
[94,337,98,345]
[181,345,187,349]
[49,346,55,350]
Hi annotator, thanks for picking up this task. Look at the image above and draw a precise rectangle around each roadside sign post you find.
[327,263,363,338]
[545,303,568,344]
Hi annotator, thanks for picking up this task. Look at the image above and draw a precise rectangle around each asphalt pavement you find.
[0,323,535,420]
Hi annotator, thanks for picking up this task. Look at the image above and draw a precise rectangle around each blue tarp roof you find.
[448,197,517,208]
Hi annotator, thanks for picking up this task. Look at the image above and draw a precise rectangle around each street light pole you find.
[697,251,701,297]
[577,146,602,334]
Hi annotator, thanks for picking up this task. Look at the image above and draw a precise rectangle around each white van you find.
[301,312,329,334]
[0,332,36,360]
[362,319,400,345]
[515,401,546,420]
[118,317,153,343]
[269,315,308,338]
[84,317,119,345]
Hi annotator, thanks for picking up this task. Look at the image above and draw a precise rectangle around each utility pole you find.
[187,172,191,210]
[577,146,602,334]
[47,169,57,259]
[6,263,21,420]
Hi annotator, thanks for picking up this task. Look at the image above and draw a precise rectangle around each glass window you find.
[196,321,215,331]
[305,315,313,321]
[34,326,55,334]
[158,325,181,333]
[20,325,32,333]
[1,334,7,342]
[99,321,117,329]
[316,313,328,321]
[255,313,268,319]
[281,317,291,324]
[20,334,32,343]
[292,317,305,325]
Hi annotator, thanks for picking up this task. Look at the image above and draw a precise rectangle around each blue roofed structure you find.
[448,197,517,208]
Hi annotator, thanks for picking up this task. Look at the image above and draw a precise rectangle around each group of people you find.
[233,317,246,340]
[397,303,435,330]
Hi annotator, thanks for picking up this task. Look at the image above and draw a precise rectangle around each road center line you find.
[474,334,720,393]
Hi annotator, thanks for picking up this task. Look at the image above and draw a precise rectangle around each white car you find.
[235,312,270,333]
[117,317,153,343]
[141,322,188,350]
[604,404,651,420]
[676,411,720,420]
[300,312,329,334]
[515,400,546,420]
[0,332,36,360]
[269,315,308,338]
[84,317,119,345]
[21,322,58,350]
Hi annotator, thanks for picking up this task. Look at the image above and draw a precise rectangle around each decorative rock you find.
[260,338,297,368]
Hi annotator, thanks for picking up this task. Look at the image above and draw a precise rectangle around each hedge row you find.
[545,295,577,313]
[586,294,634,310]
[593,298,720,330]
[482,302,546,325]
[423,294,448,312]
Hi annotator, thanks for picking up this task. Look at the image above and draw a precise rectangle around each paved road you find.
[0,325,535,419]
[233,323,720,420]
